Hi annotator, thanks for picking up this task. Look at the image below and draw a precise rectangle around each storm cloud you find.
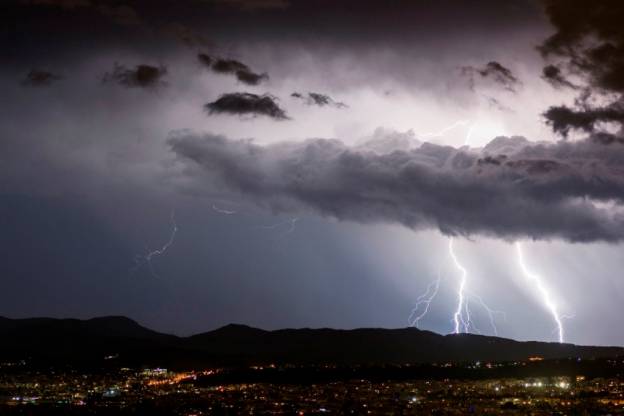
[198,54,268,86]
[544,105,624,137]
[291,92,347,108]
[205,93,289,120]
[541,65,579,90]
[102,64,167,89]
[461,61,521,92]
[168,132,624,243]
[540,0,624,137]
[21,69,61,86]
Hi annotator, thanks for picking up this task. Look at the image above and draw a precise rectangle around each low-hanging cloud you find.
[198,54,268,86]
[102,63,167,89]
[541,65,579,90]
[461,61,521,92]
[205,92,289,120]
[544,104,624,137]
[21,69,61,86]
[291,92,347,108]
[168,131,624,243]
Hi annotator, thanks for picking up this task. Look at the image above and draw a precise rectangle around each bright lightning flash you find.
[449,237,469,333]
[515,242,565,343]
[448,237,504,335]
[408,121,503,335]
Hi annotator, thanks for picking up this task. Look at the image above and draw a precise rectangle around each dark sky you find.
[3,0,624,346]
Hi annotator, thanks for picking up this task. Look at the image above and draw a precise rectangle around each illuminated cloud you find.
[169,132,624,243]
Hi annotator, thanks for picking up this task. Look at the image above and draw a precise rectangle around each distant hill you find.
[0,316,621,368]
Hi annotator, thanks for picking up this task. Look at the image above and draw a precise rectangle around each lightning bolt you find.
[134,210,178,279]
[449,237,470,333]
[468,292,506,336]
[407,121,503,335]
[515,242,565,343]
[408,273,441,328]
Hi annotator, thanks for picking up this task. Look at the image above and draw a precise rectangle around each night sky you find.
[3,0,624,346]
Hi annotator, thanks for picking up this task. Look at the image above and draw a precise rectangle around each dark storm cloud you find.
[102,64,167,89]
[200,56,268,86]
[197,53,213,68]
[204,93,288,120]
[234,69,269,86]
[21,69,61,86]
[543,105,624,137]
[291,92,347,108]
[211,58,249,74]
[168,132,624,243]
[461,61,521,92]
[539,0,624,136]
[541,65,578,90]
[539,0,624,94]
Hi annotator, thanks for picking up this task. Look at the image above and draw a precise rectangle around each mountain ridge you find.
[0,316,621,368]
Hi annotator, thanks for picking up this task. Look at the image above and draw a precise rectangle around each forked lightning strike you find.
[515,242,565,343]
[449,237,469,333]
[409,121,503,335]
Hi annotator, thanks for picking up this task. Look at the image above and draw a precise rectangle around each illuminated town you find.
[2,359,624,415]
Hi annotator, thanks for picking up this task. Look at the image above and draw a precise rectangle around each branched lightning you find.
[407,121,503,336]
[468,292,506,336]
[408,273,441,328]
[515,242,565,343]
[134,210,178,279]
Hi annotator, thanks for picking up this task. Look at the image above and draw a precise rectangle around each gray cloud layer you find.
[168,132,624,243]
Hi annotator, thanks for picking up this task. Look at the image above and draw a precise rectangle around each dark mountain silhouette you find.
[0,316,621,368]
